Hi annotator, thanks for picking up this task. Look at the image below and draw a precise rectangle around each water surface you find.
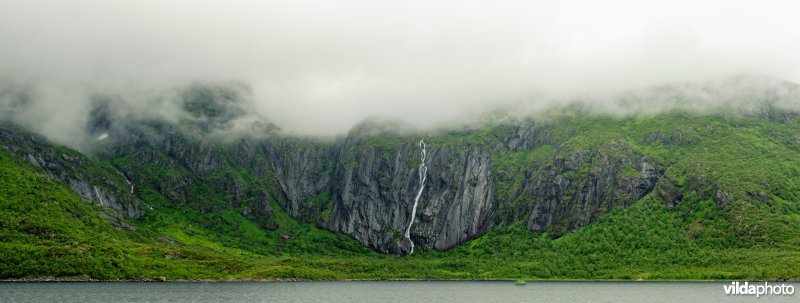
[1,281,796,303]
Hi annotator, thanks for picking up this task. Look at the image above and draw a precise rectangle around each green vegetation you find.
[0,150,244,279]
[2,111,800,281]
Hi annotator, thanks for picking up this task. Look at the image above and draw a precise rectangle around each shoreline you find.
[2,277,798,283]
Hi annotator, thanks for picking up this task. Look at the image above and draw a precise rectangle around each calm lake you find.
[0,281,796,303]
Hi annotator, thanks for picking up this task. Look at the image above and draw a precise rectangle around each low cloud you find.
[1,0,800,145]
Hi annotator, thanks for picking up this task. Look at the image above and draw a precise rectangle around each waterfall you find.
[93,186,105,207]
[125,178,134,194]
[122,176,152,210]
[405,140,427,254]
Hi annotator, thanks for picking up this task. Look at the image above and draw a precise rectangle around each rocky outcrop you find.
[503,121,554,152]
[417,146,495,251]
[105,120,279,229]
[0,123,146,218]
[322,139,493,254]
[1,115,668,255]
[67,178,144,219]
[261,139,335,220]
[5,80,800,257]
[1,84,672,256]
[242,124,665,254]
[495,142,664,237]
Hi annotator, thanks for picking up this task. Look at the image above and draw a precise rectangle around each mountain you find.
[1,81,800,280]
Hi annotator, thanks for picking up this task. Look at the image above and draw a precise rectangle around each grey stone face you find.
[1,116,665,255]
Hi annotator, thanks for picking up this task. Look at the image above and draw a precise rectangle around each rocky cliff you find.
[0,93,672,255]
[259,126,665,254]
[0,123,146,220]
[8,82,795,256]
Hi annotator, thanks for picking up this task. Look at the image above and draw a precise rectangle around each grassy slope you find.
[2,113,800,280]
[0,149,246,279]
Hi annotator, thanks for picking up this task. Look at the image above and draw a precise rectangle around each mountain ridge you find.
[2,82,800,279]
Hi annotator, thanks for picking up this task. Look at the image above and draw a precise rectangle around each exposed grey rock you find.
[67,178,144,218]
[258,126,665,254]
[0,123,146,219]
[496,142,665,236]
[1,111,669,255]
[261,139,335,220]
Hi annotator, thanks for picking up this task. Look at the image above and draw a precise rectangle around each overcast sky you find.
[1,0,800,135]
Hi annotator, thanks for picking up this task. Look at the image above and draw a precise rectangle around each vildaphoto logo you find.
[723,282,795,298]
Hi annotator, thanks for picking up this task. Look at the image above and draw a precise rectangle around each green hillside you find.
[1,111,800,281]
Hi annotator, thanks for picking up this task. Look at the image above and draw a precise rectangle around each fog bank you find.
[1,0,799,143]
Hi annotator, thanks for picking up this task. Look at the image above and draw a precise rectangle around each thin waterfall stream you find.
[405,140,427,254]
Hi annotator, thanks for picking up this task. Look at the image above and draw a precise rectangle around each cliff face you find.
[11,105,799,256]
[104,121,279,230]
[257,135,498,254]
[14,109,657,256]
[503,144,663,236]
[0,83,717,255]
[321,139,496,254]
[0,124,146,220]
[256,122,663,254]
[261,139,335,221]
[0,110,669,256]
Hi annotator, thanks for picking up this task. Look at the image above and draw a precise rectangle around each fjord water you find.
[1,281,796,303]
